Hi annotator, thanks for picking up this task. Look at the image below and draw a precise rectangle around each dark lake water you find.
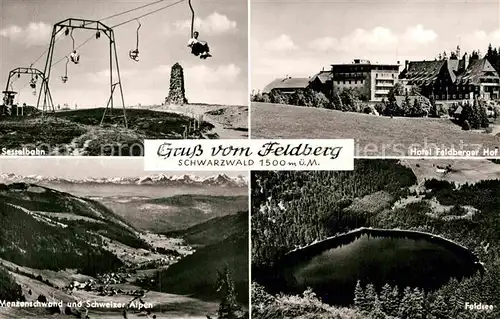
[262,230,482,306]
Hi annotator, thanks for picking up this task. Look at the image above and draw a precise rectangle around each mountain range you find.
[0,173,248,188]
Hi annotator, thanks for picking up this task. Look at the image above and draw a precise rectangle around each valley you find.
[0,174,249,318]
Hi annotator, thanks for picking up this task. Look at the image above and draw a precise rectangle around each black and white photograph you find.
[250,0,500,156]
[0,0,248,156]
[251,159,500,319]
[0,158,249,318]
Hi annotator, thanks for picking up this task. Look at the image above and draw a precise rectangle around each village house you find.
[331,59,400,102]
[394,94,431,110]
[308,69,333,96]
[399,47,500,101]
[262,77,311,95]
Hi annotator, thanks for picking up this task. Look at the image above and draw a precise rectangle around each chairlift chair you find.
[129,20,141,62]
[61,56,70,83]
[69,29,80,64]
[187,0,211,59]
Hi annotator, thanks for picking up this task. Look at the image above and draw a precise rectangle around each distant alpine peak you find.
[0,173,248,187]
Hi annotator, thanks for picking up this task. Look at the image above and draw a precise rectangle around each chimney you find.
[405,60,409,71]
[463,53,469,70]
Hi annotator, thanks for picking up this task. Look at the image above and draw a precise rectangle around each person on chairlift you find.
[69,50,80,64]
[188,31,211,59]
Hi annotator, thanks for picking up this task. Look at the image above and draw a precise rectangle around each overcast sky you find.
[0,0,248,107]
[0,157,246,179]
[251,0,500,91]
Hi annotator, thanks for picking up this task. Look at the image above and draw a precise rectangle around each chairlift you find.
[129,20,141,62]
[69,29,80,64]
[96,26,101,39]
[187,0,211,59]
[30,76,36,89]
[61,57,70,83]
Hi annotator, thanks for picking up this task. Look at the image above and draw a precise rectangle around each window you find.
[452,94,456,99]
[459,94,462,99]
[348,80,351,84]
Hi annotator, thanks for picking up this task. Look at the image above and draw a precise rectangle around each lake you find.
[262,228,482,306]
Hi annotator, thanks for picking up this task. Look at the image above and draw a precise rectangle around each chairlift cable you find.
[50,0,185,69]
[30,33,64,67]
[98,0,169,22]
[23,0,170,71]
[110,0,185,29]
[51,34,95,67]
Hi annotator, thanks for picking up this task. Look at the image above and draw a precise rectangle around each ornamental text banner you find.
[144,139,354,171]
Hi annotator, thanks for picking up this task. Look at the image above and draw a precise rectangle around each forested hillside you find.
[251,160,500,319]
[107,194,248,232]
[155,224,249,305]
[164,211,248,247]
[0,266,23,301]
[0,183,149,276]
[252,160,416,267]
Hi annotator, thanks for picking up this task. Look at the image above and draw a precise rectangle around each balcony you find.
[332,73,367,80]
[375,82,394,88]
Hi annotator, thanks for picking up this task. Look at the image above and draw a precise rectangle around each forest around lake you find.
[251,160,500,319]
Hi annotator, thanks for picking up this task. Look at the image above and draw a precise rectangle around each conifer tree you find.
[370,295,387,319]
[429,294,449,319]
[379,283,393,314]
[353,280,366,311]
[398,287,413,318]
[216,265,242,319]
[365,283,377,312]
[479,104,489,128]
[390,285,400,316]
[470,99,482,129]
[411,287,425,319]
